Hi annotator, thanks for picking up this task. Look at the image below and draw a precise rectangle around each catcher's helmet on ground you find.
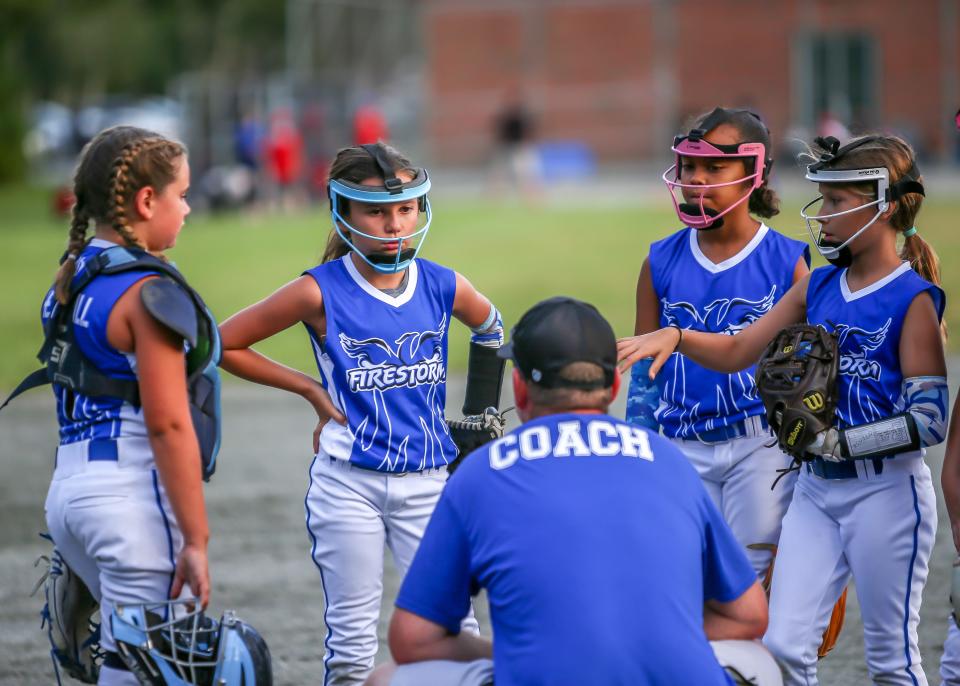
[111,599,272,686]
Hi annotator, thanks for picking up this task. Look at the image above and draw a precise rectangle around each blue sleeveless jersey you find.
[806,263,945,429]
[304,255,458,472]
[649,224,809,439]
[40,239,158,445]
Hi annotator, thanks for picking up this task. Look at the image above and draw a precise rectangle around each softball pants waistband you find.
[807,452,923,480]
[54,437,155,477]
[322,454,448,477]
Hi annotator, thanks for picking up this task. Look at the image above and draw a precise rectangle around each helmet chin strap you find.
[677,203,725,230]
[367,247,416,266]
[818,240,853,268]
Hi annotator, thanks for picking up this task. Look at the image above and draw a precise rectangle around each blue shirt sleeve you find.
[395,492,473,634]
[700,491,757,603]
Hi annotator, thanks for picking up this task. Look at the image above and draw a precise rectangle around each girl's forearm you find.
[149,424,209,546]
[221,348,319,400]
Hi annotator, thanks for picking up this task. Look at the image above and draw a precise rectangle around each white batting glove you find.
[809,428,844,462]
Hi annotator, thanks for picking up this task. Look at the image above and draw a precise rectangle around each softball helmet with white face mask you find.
[662,107,773,230]
[111,599,272,686]
[800,135,925,268]
[328,143,432,274]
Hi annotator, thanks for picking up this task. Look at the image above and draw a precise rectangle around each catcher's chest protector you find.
[2,242,222,480]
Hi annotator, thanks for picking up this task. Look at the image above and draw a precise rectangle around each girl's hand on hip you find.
[307,382,347,454]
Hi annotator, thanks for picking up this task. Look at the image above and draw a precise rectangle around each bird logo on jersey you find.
[342,325,447,393]
[340,315,450,470]
[661,285,777,335]
[658,286,777,435]
[832,319,891,382]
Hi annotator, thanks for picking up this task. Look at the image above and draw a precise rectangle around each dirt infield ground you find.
[2,373,958,685]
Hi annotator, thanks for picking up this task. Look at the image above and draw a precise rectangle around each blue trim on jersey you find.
[303,456,336,686]
[151,470,177,613]
[903,475,921,686]
[649,225,808,438]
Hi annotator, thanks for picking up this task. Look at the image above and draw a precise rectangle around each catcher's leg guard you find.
[33,542,102,685]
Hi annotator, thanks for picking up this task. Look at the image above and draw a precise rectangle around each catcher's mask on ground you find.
[112,599,272,686]
[662,107,770,230]
[328,143,431,274]
[498,296,617,390]
[801,135,924,268]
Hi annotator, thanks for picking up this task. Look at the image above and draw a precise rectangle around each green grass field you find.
[3,184,960,389]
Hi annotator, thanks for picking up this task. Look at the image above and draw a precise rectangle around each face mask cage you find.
[800,167,890,263]
[329,174,432,274]
[112,599,221,684]
[661,137,767,230]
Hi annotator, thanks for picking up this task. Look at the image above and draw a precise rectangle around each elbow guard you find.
[625,359,660,431]
[463,341,505,415]
[834,376,947,459]
[469,304,504,349]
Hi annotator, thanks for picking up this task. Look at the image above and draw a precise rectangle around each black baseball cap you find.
[498,296,617,389]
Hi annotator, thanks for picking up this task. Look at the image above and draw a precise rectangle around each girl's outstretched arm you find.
[618,273,810,378]
[220,276,345,447]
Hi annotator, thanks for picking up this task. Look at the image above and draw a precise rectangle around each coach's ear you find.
[512,368,530,414]
[609,368,622,403]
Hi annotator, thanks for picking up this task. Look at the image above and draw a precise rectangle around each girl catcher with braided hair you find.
[219,142,504,685]
[620,133,946,685]
[14,126,222,685]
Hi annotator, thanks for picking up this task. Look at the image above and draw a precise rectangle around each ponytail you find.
[321,230,351,264]
[900,230,947,341]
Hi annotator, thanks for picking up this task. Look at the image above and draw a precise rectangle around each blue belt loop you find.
[88,439,119,461]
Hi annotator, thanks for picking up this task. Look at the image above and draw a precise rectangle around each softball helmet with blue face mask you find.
[801,135,924,268]
[111,599,272,685]
[328,143,432,274]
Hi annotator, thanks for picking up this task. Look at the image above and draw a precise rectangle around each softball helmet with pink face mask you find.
[663,107,773,230]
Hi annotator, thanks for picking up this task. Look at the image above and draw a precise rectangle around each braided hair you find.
[54,126,186,304]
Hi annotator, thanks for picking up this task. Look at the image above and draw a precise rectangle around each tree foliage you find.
[0,0,287,180]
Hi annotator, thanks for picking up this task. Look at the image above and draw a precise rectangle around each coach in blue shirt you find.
[368,297,771,686]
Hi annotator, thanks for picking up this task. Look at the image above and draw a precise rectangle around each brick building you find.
[421,0,960,164]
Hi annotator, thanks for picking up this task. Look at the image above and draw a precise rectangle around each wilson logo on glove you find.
[786,418,805,447]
